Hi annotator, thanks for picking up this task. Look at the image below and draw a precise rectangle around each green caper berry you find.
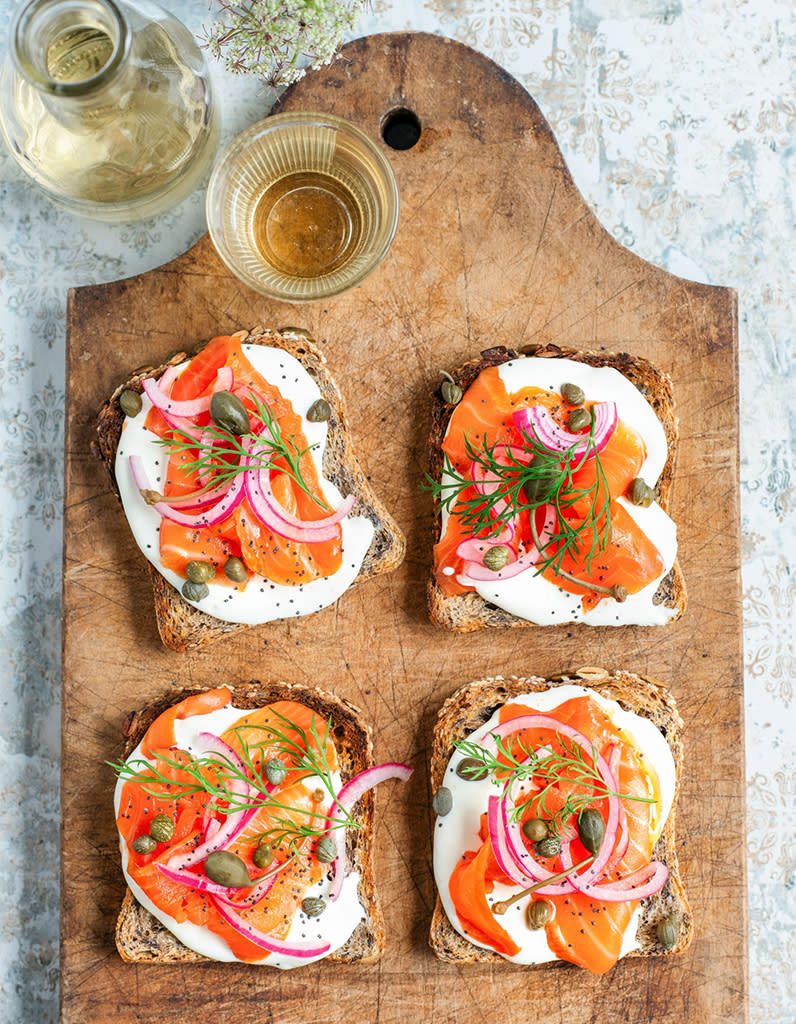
[611,583,628,603]
[209,390,250,435]
[204,850,253,888]
[149,814,175,843]
[627,477,654,507]
[132,833,157,855]
[119,389,143,417]
[182,580,209,602]
[306,398,332,422]
[577,808,605,856]
[482,545,511,571]
[657,914,680,950]
[534,835,561,858]
[455,756,489,782]
[522,455,558,505]
[567,407,591,432]
[186,560,215,584]
[527,899,552,930]
[433,786,453,816]
[521,818,549,842]
[301,897,326,918]
[441,380,463,405]
[252,843,274,870]
[264,757,287,786]
[315,836,337,864]
[223,557,248,583]
[560,382,585,406]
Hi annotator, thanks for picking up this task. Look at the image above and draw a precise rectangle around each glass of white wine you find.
[205,112,400,303]
[0,0,219,222]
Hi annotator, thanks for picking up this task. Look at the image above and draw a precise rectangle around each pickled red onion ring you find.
[513,402,617,457]
[326,762,413,902]
[212,896,331,958]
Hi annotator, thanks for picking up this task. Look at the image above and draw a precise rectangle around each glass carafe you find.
[0,0,219,221]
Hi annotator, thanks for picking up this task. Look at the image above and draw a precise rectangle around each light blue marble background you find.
[0,1,792,1021]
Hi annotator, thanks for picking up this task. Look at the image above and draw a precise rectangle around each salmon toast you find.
[427,344,686,631]
[429,670,693,971]
[95,328,405,652]
[114,681,412,965]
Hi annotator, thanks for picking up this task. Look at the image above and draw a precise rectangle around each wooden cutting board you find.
[62,32,746,1024]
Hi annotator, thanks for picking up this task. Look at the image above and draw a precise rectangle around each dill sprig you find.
[155,392,328,510]
[454,731,654,839]
[110,709,357,858]
[426,412,613,578]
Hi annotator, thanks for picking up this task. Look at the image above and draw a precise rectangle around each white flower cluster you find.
[202,0,367,85]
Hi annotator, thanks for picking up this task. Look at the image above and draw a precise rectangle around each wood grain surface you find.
[61,32,746,1024]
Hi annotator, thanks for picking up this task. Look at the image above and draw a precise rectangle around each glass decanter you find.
[0,0,219,221]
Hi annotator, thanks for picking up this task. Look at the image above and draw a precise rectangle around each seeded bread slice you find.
[115,680,385,964]
[426,343,687,631]
[428,669,694,966]
[95,328,405,652]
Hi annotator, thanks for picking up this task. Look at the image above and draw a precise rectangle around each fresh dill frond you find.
[154,390,328,509]
[110,709,358,855]
[453,731,654,840]
[425,411,613,578]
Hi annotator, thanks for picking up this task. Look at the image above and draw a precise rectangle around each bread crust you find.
[428,669,694,966]
[95,328,405,651]
[426,343,687,631]
[115,680,386,965]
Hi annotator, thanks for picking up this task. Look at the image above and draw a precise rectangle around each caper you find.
[149,814,175,843]
[567,407,591,433]
[132,833,157,855]
[482,545,510,572]
[315,835,337,864]
[560,382,585,406]
[433,786,453,816]
[527,899,552,930]
[209,391,250,436]
[455,756,489,782]
[182,580,209,602]
[577,808,605,856]
[252,843,274,870]
[521,818,549,842]
[534,835,561,858]
[264,757,287,786]
[301,896,326,918]
[627,477,654,507]
[223,556,248,583]
[186,560,215,584]
[119,389,142,417]
[657,914,680,950]
[522,455,558,505]
[204,850,253,888]
[306,398,332,422]
[610,583,628,603]
[441,380,463,405]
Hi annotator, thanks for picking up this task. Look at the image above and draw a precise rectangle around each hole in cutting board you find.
[381,108,421,150]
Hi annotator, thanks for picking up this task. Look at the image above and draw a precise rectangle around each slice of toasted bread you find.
[115,680,385,964]
[426,343,686,631]
[428,669,693,966]
[95,328,405,651]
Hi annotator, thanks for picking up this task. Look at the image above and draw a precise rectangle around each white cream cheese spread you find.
[114,701,365,968]
[439,358,679,625]
[115,344,375,625]
[432,685,676,966]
